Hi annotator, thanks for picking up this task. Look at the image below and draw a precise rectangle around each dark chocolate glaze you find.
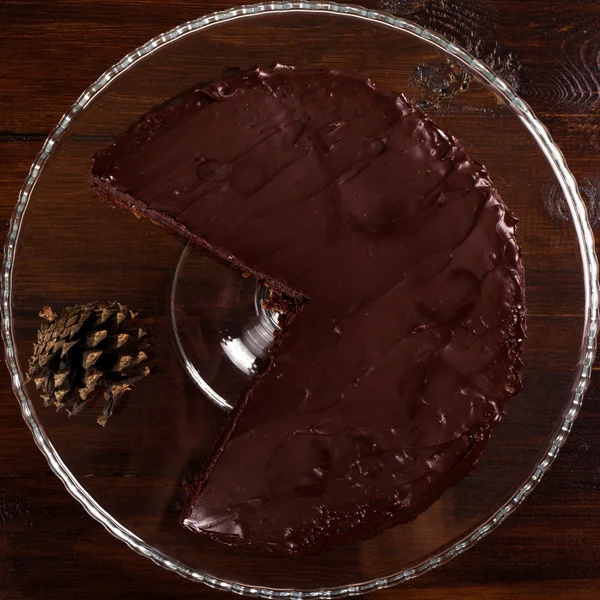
[91,65,525,555]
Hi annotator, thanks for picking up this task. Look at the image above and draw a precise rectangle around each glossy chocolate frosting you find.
[91,65,525,554]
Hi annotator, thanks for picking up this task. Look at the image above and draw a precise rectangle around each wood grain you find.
[2,1,600,598]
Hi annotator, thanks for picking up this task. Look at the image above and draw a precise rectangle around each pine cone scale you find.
[86,330,108,347]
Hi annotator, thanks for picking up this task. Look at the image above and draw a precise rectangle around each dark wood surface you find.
[2,0,600,598]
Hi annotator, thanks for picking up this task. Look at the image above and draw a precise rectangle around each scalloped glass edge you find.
[2,2,598,597]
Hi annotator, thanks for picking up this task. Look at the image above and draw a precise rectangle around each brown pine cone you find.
[27,301,151,426]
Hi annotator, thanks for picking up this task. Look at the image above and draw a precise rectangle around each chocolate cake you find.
[91,65,525,555]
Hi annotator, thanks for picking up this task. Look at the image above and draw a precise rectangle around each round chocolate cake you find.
[91,65,525,555]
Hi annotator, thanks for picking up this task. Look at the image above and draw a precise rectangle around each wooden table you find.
[2,1,600,598]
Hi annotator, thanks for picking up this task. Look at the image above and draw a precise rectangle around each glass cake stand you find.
[2,2,598,597]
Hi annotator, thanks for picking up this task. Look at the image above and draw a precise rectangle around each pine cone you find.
[27,302,150,426]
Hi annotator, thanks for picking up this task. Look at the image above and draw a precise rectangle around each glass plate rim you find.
[2,2,598,597]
